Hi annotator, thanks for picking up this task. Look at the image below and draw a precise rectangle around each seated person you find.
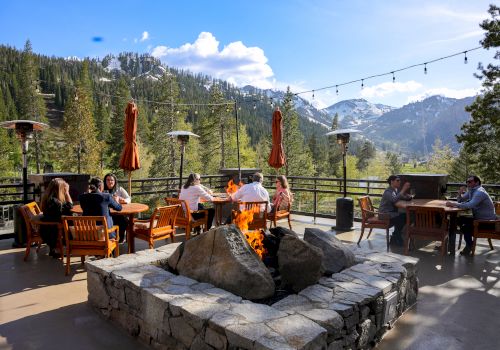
[103,173,130,242]
[379,175,411,246]
[79,177,122,240]
[231,172,271,213]
[179,173,215,230]
[270,175,293,213]
[40,178,73,258]
[446,175,496,256]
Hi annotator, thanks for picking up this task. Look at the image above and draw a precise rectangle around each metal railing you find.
[0,175,498,230]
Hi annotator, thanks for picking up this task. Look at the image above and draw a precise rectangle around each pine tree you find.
[61,60,100,174]
[328,113,343,177]
[18,40,47,173]
[281,87,314,176]
[108,77,131,172]
[148,72,186,177]
[386,152,402,175]
[427,138,455,174]
[456,5,500,183]
[356,140,376,172]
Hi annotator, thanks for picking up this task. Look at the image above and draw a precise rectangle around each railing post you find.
[313,178,317,223]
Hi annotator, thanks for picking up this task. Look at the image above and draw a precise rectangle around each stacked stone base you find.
[87,244,418,350]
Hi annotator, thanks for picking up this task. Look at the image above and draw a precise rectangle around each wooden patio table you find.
[201,193,233,227]
[395,199,468,254]
[71,203,149,253]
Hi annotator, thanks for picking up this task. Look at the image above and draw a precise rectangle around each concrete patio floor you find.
[1,217,499,350]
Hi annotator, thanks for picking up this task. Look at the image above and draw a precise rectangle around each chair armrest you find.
[473,218,500,226]
[192,209,208,217]
[134,219,149,224]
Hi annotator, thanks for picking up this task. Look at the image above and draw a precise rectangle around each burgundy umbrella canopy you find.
[119,101,141,194]
[267,107,286,169]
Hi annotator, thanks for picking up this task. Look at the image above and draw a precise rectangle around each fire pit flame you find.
[234,208,267,259]
[225,179,243,195]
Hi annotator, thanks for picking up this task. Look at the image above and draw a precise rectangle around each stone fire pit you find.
[87,232,418,349]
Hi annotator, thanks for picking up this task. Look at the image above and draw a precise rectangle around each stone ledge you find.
[87,244,418,349]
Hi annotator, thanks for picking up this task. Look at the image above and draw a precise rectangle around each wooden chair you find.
[357,196,393,251]
[19,202,64,261]
[471,201,500,256]
[404,206,449,256]
[268,199,292,230]
[232,201,268,231]
[61,216,119,275]
[165,198,207,240]
[129,205,180,252]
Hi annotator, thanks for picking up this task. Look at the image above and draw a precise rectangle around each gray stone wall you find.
[87,243,418,350]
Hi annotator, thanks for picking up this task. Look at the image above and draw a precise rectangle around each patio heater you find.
[0,120,48,203]
[325,128,360,231]
[167,131,199,190]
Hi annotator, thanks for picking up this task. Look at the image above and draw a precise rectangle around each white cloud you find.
[427,30,484,45]
[140,31,149,42]
[407,87,480,103]
[360,81,423,99]
[416,5,487,23]
[151,32,274,89]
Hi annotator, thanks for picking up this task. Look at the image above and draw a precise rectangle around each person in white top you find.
[179,173,215,229]
[231,172,271,212]
[103,173,131,243]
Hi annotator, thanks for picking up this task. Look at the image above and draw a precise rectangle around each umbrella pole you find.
[234,101,241,182]
[128,171,132,195]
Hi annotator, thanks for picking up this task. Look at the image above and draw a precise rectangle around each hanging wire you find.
[293,46,482,97]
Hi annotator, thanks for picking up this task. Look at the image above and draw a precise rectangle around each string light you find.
[361,79,364,89]
[336,85,339,95]
[292,46,482,97]
[392,72,395,83]
[312,90,315,99]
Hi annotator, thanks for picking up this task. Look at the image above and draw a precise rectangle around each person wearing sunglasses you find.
[379,175,411,246]
[446,175,496,256]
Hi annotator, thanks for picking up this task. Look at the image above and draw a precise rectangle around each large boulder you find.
[303,228,356,274]
[168,225,275,300]
[278,235,324,293]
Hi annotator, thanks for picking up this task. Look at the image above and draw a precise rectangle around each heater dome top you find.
[0,119,49,131]
[325,128,361,136]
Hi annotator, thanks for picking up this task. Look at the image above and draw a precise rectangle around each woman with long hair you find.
[179,173,215,230]
[103,173,130,242]
[40,178,73,258]
[271,175,293,212]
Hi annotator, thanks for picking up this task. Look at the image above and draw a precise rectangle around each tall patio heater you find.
[167,131,200,190]
[325,128,360,231]
[0,120,48,203]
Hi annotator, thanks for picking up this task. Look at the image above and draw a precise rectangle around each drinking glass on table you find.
[409,188,416,200]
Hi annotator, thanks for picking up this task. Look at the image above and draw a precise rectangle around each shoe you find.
[460,246,472,256]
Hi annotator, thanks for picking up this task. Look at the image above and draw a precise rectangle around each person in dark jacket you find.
[79,177,122,239]
[379,175,411,246]
[40,178,73,258]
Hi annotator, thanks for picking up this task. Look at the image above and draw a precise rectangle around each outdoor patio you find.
[1,216,499,350]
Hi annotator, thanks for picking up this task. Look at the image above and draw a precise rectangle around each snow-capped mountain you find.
[322,99,395,129]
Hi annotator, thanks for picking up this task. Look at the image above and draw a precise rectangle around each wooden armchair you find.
[268,199,292,230]
[232,201,268,231]
[19,202,63,261]
[61,216,119,275]
[471,201,500,256]
[404,206,449,256]
[164,198,207,240]
[129,205,180,252]
[357,196,393,251]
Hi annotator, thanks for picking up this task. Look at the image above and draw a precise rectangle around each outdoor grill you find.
[398,173,449,199]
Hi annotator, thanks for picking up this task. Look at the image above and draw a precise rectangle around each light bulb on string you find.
[194,110,198,115]
[464,51,468,64]
[176,110,180,114]
[74,95,78,101]
[424,63,427,75]
[361,79,364,89]
[154,106,158,114]
[336,85,339,95]
[312,90,315,100]
[253,103,257,110]
[392,72,395,83]
[105,100,108,107]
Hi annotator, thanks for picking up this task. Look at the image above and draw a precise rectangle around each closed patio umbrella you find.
[267,107,286,170]
[119,101,141,194]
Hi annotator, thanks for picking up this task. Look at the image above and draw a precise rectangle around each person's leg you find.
[458,216,474,254]
[113,216,128,243]
[41,225,60,257]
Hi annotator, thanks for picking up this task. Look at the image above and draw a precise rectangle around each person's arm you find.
[116,187,131,204]
[457,186,469,203]
[456,190,485,210]
[196,185,214,202]
[108,194,123,211]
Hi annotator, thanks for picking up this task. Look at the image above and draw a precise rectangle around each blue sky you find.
[0,0,494,108]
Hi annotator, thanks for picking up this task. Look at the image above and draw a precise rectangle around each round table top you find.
[71,202,149,215]
[395,199,466,213]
